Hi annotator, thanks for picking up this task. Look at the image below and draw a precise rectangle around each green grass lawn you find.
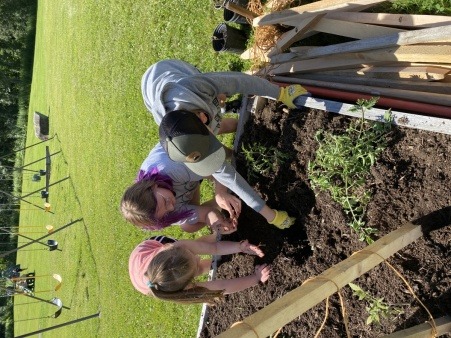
[15,0,243,336]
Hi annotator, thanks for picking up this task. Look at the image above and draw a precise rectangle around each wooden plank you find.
[268,46,314,63]
[224,2,257,20]
[254,0,388,27]
[269,44,451,73]
[266,15,324,57]
[313,18,405,39]
[240,47,269,62]
[326,12,451,28]
[291,25,451,60]
[382,316,451,338]
[277,0,390,27]
[287,58,451,71]
[289,96,451,135]
[267,52,374,72]
[269,52,303,64]
[273,49,451,69]
[293,74,451,94]
[217,222,424,338]
[363,65,451,80]
[317,66,450,81]
[267,17,404,59]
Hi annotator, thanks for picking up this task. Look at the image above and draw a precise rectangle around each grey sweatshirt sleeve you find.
[178,71,281,100]
[212,162,266,213]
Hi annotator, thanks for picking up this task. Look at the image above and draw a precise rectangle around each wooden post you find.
[325,12,451,28]
[285,25,451,61]
[224,2,257,19]
[216,222,423,338]
[381,316,451,338]
[266,15,324,57]
[253,0,387,27]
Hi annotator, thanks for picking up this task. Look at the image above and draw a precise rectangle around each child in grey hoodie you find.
[139,59,308,229]
[141,59,306,133]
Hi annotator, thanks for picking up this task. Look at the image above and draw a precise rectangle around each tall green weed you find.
[308,98,393,243]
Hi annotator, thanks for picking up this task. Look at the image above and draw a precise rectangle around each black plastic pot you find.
[212,23,247,54]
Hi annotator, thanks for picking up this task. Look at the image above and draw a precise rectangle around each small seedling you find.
[241,143,290,180]
[348,283,403,326]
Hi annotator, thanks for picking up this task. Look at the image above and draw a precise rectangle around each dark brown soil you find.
[200,102,450,337]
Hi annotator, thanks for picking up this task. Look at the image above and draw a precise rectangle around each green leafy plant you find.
[390,0,450,14]
[308,98,393,243]
[348,283,403,325]
[241,143,290,180]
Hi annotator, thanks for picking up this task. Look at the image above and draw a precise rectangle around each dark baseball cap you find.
[159,110,226,176]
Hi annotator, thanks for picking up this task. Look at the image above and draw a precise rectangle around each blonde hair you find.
[146,245,224,304]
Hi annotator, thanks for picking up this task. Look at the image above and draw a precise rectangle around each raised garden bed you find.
[199,101,450,337]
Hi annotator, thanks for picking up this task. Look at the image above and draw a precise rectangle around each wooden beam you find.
[382,316,451,338]
[287,95,451,135]
[272,50,451,70]
[313,18,405,39]
[266,15,324,57]
[224,2,257,20]
[290,25,451,60]
[293,74,451,94]
[320,66,451,81]
[282,57,451,71]
[269,45,451,73]
[254,0,389,27]
[326,12,451,28]
[217,222,424,338]
[267,17,405,58]
[240,47,269,62]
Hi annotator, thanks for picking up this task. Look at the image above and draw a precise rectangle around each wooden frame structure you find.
[241,0,451,118]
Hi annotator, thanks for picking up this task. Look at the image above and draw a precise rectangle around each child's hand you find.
[217,218,237,235]
[208,210,237,235]
[215,192,242,220]
[239,240,264,257]
[255,264,270,283]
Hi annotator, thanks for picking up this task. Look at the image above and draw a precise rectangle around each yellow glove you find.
[269,209,296,229]
[278,85,308,109]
